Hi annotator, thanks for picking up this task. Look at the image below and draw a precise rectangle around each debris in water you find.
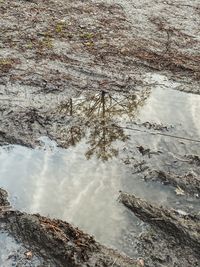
[25,251,33,260]
[175,186,185,196]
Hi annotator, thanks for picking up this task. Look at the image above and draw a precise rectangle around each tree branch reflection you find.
[58,90,150,161]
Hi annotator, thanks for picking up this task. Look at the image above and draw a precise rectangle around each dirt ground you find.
[0,0,199,146]
[0,0,200,266]
[0,0,199,94]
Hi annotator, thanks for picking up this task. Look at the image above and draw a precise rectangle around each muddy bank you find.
[5,212,137,267]
[0,188,199,267]
[0,188,138,267]
[137,230,199,267]
[120,192,200,266]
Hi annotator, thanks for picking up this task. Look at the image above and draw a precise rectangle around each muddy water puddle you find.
[0,87,200,258]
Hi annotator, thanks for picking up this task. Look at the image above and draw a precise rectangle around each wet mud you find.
[0,189,137,267]
[120,192,200,267]
[0,90,199,267]
[0,0,200,266]
[0,0,200,95]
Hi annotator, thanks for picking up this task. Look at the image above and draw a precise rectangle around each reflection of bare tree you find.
[58,89,150,161]
[68,126,83,147]
[85,118,127,161]
[85,91,129,161]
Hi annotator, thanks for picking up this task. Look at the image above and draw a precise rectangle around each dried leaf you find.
[25,251,33,260]
[175,186,185,196]
[137,258,145,266]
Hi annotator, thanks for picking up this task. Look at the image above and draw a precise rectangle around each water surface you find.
[0,86,200,257]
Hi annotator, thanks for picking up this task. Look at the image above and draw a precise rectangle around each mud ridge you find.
[0,188,138,267]
[120,192,200,267]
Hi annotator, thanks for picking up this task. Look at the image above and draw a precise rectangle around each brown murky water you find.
[0,85,200,260]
